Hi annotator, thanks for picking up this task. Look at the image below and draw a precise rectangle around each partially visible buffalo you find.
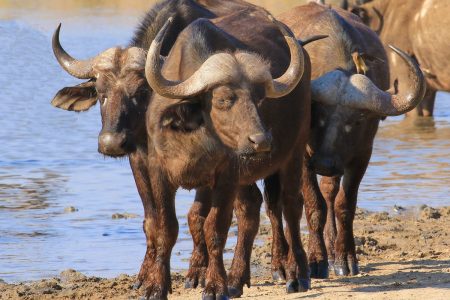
[142,6,311,298]
[276,2,425,277]
[342,0,450,118]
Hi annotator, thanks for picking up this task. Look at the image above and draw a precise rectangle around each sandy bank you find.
[1,206,449,299]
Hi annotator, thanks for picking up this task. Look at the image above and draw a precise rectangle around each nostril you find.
[248,133,266,145]
[99,133,114,147]
[248,133,272,152]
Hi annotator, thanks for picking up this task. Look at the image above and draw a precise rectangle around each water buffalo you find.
[50,0,266,296]
[142,6,310,299]
[276,2,425,277]
[342,0,450,118]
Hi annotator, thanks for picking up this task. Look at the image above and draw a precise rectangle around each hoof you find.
[334,262,350,276]
[328,260,335,272]
[298,278,310,292]
[272,270,286,282]
[309,261,329,279]
[350,262,359,276]
[185,279,197,289]
[228,286,243,298]
[133,280,143,290]
[286,279,299,293]
[143,296,167,300]
[202,294,229,300]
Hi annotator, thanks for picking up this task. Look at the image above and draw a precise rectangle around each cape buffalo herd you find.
[51,0,429,299]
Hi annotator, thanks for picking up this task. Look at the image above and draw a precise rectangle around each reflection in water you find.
[0,1,449,283]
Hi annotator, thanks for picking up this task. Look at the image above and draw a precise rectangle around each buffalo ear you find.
[351,7,369,24]
[51,80,98,112]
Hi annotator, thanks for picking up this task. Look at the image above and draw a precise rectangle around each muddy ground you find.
[1,206,449,299]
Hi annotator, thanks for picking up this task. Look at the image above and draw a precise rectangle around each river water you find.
[0,1,449,283]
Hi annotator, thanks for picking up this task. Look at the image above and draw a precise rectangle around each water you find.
[0,1,449,283]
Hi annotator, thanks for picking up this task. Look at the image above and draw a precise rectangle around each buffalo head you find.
[144,16,304,158]
[309,46,426,176]
[51,25,149,157]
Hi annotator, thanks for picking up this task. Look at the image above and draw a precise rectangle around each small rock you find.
[64,206,78,213]
[354,236,366,246]
[372,212,389,221]
[419,206,441,220]
[112,213,139,219]
[60,269,87,283]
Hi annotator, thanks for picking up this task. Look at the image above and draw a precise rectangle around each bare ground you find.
[1,206,449,299]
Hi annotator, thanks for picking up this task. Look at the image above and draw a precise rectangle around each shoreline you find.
[1,206,450,299]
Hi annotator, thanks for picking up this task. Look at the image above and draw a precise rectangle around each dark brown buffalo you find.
[276,2,425,277]
[342,0,450,118]
[50,0,268,297]
[142,6,310,299]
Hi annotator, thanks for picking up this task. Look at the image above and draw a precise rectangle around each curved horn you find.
[312,45,426,116]
[265,14,305,98]
[52,24,96,79]
[145,18,238,99]
[372,7,384,35]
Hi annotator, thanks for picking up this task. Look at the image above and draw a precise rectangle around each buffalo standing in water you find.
[273,2,425,277]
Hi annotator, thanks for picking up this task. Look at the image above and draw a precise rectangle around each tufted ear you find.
[51,80,98,112]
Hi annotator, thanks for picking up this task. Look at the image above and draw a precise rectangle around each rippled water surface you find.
[1,0,449,283]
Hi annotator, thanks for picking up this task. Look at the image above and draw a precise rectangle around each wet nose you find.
[310,156,343,176]
[98,132,127,156]
[248,133,272,152]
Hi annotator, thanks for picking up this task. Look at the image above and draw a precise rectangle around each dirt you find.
[1,206,449,300]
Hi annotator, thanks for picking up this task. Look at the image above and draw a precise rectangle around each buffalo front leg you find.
[129,150,157,290]
[141,164,178,300]
[280,158,310,293]
[319,175,341,273]
[186,187,212,289]
[333,155,369,277]
[227,184,263,298]
[264,174,289,282]
[302,156,328,279]
[202,173,237,300]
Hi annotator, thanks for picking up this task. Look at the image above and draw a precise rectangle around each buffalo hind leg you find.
[302,156,328,279]
[406,87,436,118]
[186,187,212,289]
[319,175,341,273]
[264,174,289,282]
[334,155,369,277]
[227,184,263,298]
[202,172,237,300]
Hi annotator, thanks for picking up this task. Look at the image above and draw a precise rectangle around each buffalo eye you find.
[131,97,138,106]
[214,96,235,110]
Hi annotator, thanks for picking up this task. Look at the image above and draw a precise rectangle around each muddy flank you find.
[1,206,449,300]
